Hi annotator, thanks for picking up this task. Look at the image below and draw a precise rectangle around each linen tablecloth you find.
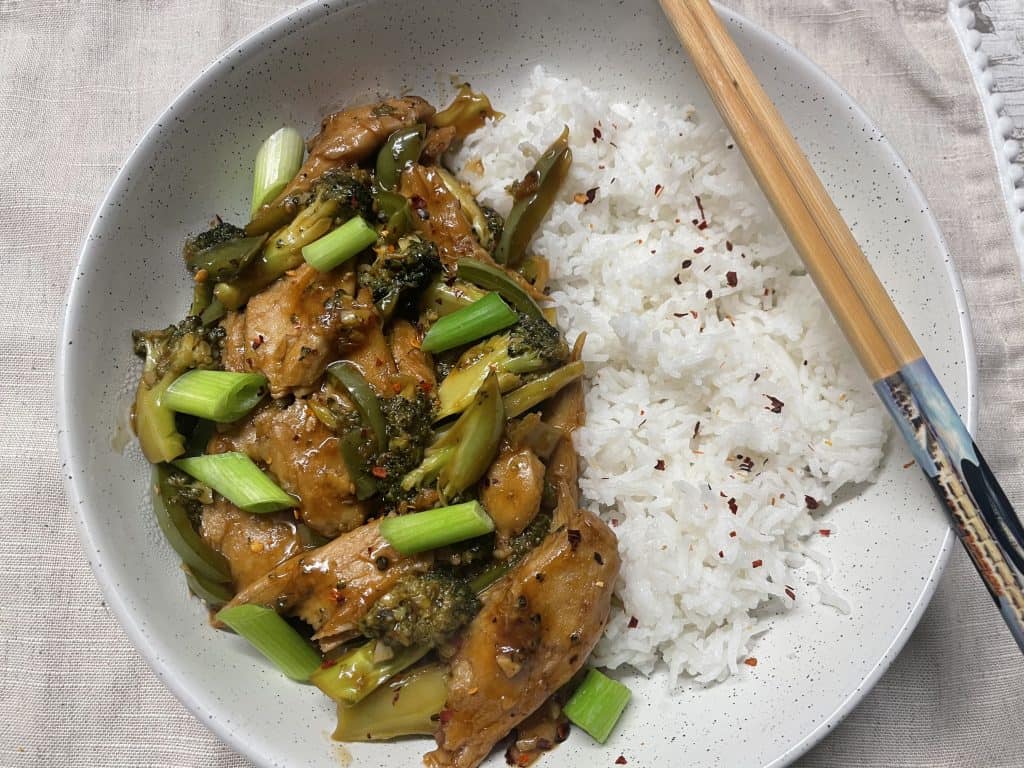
[2,1,1023,765]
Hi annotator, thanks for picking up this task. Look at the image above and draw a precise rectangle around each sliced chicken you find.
[250,96,435,232]
[480,443,544,541]
[342,307,398,395]
[224,519,432,650]
[399,164,486,268]
[199,499,302,590]
[208,398,371,538]
[390,319,436,392]
[221,264,375,397]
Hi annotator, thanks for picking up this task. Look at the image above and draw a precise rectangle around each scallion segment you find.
[302,215,377,272]
[250,126,305,215]
[379,501,494,555]
[502,361,585,418]
[420,293,518,354]
[174,452,296,514]
[563,669,631,744]
[216,604,322,681]
[161,370,267,423]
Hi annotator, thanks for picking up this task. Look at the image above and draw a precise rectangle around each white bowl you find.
[57,1,974,766]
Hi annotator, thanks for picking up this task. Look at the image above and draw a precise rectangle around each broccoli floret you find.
[358,572,480,648]
[182,220,246,266]
[214,167,375,310]
[372,390,436,507]
[132,317,225,463]
[436,314,569,419]
[359,236,441,318]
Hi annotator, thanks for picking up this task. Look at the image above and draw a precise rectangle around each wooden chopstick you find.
[658,0,1024,649]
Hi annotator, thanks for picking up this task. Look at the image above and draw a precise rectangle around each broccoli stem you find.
[502,361,585,419]
[331,664,448,742]
[420,277,488,317]
[311,639,431,705]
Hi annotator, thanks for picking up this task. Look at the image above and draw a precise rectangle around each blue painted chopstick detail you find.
[874,359,1024,650]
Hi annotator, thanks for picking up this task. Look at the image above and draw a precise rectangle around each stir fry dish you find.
[131,87,629,766]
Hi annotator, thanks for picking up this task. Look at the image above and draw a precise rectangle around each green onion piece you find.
[379,501,494,555]
[302,215,378,272]
[161,370,267,423]
[326,361,386,451]
[332,663,448,741]
[563,669,631,744]
[153,466,231,582]
[311,639,430,705]
[502,361,585,418]
[174,452,296,514]
[216,604,322,681]
[184,566,234,607]
[250,126,305,215]
[456,258,545,320]
[421,293,518,354]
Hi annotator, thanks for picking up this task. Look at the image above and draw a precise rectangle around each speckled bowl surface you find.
[57,1,975,767]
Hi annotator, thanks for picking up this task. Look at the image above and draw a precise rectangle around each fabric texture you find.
[1,1,1021,766]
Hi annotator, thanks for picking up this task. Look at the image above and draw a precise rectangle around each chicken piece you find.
[208,398,371,538]
[390,319,436,392]
[480,443,544,541]
[251,96,435,230]
[421,126,457,164]
[224,519,432,650]
[342,307,398,395]
[399,164,486,268]
[425,481,619,768]
[222,264,375,397]
[199,499,302,590]
[542,374,585,505]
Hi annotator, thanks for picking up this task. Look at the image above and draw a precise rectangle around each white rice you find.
[452,67,887,684]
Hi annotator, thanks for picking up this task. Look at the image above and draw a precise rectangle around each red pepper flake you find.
[692,420,701,438]
[695,195,706,220]
[654,459,666,471]
[691,218,700,226]
[690,310,698,319]
[681,259,692,269]
[738,455,754,472]
[727,497,738,515]
[698,220,708,230]
[371,466,388,479]
[903,460,915,469]
[718,550,724,558]
[673,274,682,285]
[784,586,796,600]
[705,289,713,299]
[654,183,664,197]
[610,518,620,527]
[615,757,628,765]
[726,240,733,251]
[592,126,602,142]
[673,312,686,318]
[744,657,758,667]
[819,529,831,537]
[726,270,738,287]
[764,395,784,414]
[804,495,820,510]
[752,559,763,568]
[574,187,599,205]
[251,334,264,350]
[753,372,761,382]
[693,246,704,254]
[627,616,639,628]
[729,530,737,538]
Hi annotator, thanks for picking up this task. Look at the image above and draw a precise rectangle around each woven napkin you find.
[1,1,1021,766]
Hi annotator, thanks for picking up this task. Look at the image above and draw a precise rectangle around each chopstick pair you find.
[658,0,1024,650]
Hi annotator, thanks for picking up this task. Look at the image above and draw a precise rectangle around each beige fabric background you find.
[1,0,1022,766]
